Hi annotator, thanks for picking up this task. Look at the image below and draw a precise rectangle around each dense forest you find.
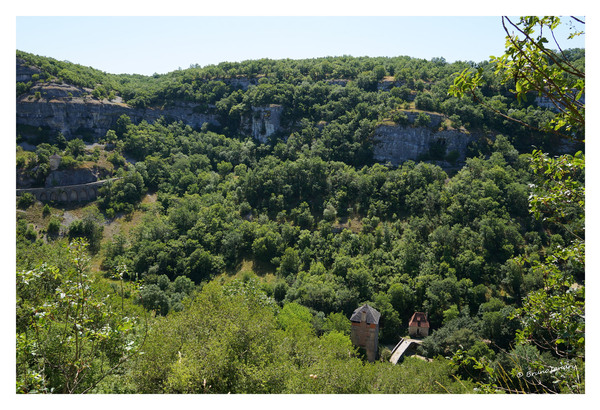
[16,17,584,394]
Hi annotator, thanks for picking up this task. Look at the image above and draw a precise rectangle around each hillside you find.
[16,42,584,395]
[17,50,584,166]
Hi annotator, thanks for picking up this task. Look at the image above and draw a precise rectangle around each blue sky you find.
[15,15,585,76]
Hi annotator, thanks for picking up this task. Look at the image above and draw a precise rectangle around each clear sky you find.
[15,14,586,76]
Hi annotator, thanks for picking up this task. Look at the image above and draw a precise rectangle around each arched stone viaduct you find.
[16,178,118,203]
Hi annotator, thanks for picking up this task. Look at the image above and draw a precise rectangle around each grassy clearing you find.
[101,193,158,242]
[333,215,363,234]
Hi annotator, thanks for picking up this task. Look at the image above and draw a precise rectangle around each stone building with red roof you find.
[408,312,430,337]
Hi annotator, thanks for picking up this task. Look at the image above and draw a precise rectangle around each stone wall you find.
[350,321,379,362]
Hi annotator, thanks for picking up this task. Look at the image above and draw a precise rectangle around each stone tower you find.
[350,304,380,362]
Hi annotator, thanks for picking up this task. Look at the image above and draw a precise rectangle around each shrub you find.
[47,217,61,237]
[139,284,170,315]
[108,152,126,168]
[450,114,463,128]
[24,224,37,241]
[58,155,77,169]
[446,150,460,164]
[391,110,409,126]
[68,215,104,253]
[415,112,432,127]
[17,193,35,209]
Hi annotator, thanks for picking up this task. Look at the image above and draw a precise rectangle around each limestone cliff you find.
[16,58,471,166]
[373,125,478,166]
[240,105,284,143]
[17,59,286,143]
[17,58,42,82]
[45,167,99,188]
[17,82,220,140]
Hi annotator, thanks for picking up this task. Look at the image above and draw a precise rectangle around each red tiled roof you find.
[408,312,429,328]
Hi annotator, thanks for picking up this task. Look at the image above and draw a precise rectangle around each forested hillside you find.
[16,16,584,394]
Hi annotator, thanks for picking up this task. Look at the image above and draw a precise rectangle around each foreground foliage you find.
[129,277,473,394]
[16,240,146,393]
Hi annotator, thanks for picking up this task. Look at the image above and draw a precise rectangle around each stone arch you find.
[88,188,96,200]
[60,191,68,202]
[79,189,88,201]
[50,191,58,202]
[69,189,78,202]
[39,192,47,202]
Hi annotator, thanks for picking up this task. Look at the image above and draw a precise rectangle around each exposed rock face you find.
[218,77,259,91]
[373,125,478,166]
[17,69,285,145]
[17,55,221,140]
[16,58,469,162]
[241,105,284,143]
[17,79,285,145]
[16,169,38,189]
[16,58,42,82]
[400,111,444,128]
[377,78,402,91]
[17,83,220,140]
[45,168,99,188]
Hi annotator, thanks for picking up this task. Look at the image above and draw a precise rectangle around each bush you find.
[139,284,170,315]
[24,224,37,241]
[17,193,35,209]
[108,152,126,168]
[68,215,104,253]
[391,110,409,126]
[105,208,116,219]
[58,155,78,169]
[449,114,463,128]
[446,150,460,164]
[173,276,195,295]
[415,112,432,127]
[47,217,61,237]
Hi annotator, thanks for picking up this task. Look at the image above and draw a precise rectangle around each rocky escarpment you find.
[17,83,283,143]
[373,124,478,166]
[17,58,42,82]
[17,82,220,140]
[17,58,472,165]
[17,59,284,143]
[240,105,284,143]
[44,167,99,188]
